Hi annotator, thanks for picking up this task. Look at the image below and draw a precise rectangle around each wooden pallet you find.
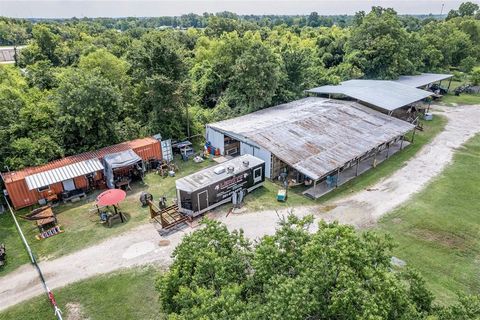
[148,201,188,230]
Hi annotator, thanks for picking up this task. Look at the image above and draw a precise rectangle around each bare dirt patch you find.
[66,302,88,320]
[409,229,467,251]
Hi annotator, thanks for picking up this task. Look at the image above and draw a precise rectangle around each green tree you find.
[55,68,122,154]
[157,215,436,319]
[346,7,412,79]
[470,66,480,85]
[128,31,190,138]
[25,60,57,90]
[6,136,63,169]
[226,40,281,113]
[458,2,479,17]
[78,48,130,87]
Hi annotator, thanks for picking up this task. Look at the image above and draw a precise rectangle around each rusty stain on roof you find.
[208,97,414,180]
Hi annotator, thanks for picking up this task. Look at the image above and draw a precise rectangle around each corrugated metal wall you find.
[240,142,271,178]
[5,140,162,210]
[206,126,224,155]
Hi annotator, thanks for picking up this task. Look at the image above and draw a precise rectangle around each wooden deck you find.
[148,202,188,230]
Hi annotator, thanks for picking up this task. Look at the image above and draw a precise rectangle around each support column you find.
[355,158,360,176]
[372,148,378,168]
[411,127,417,143]
[336,168,340,188]
[447,78,453,92]
[386,143,390,159]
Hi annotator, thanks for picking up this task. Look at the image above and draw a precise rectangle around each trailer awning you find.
[25,158,104,190]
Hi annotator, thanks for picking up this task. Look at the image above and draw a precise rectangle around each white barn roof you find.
[306,80,432,112]
[208,97,414,181]
[394,73,453,88]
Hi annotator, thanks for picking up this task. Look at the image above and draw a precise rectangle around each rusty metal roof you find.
[25,158,104,190]
[2,137,159,183]
[208,97,414,180]
[307,80,432,111]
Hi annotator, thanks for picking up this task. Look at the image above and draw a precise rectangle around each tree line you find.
[0,3,479,171]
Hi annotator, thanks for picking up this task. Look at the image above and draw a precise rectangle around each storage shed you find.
[206,97,414,199]
[2,137,162,209]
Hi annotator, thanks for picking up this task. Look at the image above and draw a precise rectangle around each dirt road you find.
[1,104,479,311]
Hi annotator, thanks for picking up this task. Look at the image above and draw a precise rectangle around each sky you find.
[0,0,477,19]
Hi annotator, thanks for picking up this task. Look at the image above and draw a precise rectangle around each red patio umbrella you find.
[96,189,126,206]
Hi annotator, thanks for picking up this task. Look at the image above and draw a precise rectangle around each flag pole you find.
[3,196,63,320]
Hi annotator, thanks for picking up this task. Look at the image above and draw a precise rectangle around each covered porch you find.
[303,139,410,199]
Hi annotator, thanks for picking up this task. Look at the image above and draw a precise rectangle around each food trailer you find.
[175,154,265,217]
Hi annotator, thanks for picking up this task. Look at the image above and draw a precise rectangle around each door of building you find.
[62,179,76,191]
[197,190,209,212]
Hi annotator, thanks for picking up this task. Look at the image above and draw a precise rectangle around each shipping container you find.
[176,154,265,217]
[2,137,162,209]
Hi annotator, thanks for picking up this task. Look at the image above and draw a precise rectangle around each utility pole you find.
[4,196,63,320]
[441,3,445,15]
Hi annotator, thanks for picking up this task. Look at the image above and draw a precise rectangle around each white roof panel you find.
[25,158,104,190]
[307,79,433,111]
[394,73,453,88]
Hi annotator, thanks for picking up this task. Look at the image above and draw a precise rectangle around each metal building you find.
[206,97,414,199]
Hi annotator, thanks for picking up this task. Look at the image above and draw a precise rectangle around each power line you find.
[3,196,63,320]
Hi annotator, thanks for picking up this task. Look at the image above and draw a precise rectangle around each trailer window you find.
[38,185,50,192]
[255,169,261,178]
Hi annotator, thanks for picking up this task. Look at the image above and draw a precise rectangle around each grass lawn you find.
[0,156,214,276]
[244,115,447,211]
[440,93,480,106]
[375,134,480,305]
[0,266,163,320]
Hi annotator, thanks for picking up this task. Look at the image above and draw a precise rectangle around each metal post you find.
[386,143,390,159]
[447,77,453,92]
[355,158,359,176]
[336,168,340,188]
[3,196,63,319]
[411,127,417,143]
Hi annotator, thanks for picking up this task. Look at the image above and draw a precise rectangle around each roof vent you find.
[242,160,249,168]
[214,166,226,175]
[227,166,234,173]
